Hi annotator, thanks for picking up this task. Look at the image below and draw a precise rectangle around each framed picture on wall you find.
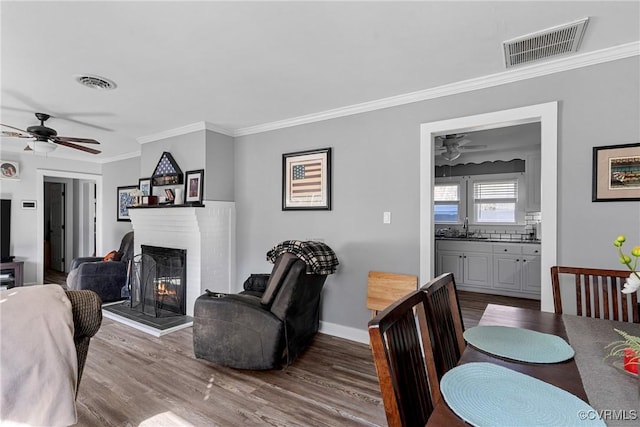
[282,147,332,210]
[185,169,204,205]
[117,185,137,221]
[138,177,152,196]
[592,143,640,202]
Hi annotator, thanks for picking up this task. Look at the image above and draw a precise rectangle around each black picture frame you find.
[184,169,204,205]
[592,143,640,202]
[117,185,137,222]
[138,177,152,196]
[282,147,332,210]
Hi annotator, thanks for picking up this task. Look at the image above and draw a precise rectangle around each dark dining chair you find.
[420,273,466,379]
[368,290,441,427]
[551,266,639,323]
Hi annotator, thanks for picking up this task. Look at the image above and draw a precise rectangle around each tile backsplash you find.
[436,211,542,242]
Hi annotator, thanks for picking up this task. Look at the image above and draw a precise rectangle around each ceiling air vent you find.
[74,74,117,90]
[502,17,589,68]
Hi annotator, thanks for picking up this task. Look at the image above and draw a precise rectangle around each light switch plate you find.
[383,211,391,224]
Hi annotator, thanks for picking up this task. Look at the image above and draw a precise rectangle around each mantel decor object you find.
[138,177,152,196]
[282,147,332,210]
[592,143,640,202]
[117,185,137,221]
[152,152,183,187]
[184,169,204,205]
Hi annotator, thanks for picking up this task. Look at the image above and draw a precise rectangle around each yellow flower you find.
[614,235,640,283]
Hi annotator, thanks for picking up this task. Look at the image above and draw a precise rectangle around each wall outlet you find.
[383,211,391,224]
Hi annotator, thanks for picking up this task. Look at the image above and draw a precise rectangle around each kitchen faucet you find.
[463,216,469,238]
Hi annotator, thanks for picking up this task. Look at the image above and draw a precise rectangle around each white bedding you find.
[1,285,78,426]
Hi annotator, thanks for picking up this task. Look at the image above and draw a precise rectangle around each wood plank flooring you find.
[458,290,540,328]
[72,290,539,426]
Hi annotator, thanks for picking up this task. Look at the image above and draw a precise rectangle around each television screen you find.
[1,199,11,261]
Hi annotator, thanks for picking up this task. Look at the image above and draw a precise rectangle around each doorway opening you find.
[420,102,558,312]
[36,169,102,285]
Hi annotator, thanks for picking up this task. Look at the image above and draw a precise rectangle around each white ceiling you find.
[1,1,638,162]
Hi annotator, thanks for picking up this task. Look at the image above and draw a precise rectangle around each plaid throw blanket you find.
[266,240,339,275]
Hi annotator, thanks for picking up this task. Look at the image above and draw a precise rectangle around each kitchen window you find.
[435,174,525,225]
[434,180,463,223]
[471,175,524,224]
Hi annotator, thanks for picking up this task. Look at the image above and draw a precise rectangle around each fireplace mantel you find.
[128,201,236,316]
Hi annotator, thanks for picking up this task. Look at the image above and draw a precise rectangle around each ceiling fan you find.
[1,113,101,155]
[435,134,487,161]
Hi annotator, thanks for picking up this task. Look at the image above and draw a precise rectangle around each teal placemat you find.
[441,362,606,427]
[464,325,575,363]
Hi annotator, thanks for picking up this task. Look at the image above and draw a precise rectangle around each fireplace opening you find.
[129,245,187,317]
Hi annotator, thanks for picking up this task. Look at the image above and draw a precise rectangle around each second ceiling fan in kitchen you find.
[436,134,487,161]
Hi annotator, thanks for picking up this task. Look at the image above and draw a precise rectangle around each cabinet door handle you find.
[504,249,508,252]
[523,259,526,262]
[534,250,539,253]
[459,255,463,258]
[516,259,520,262]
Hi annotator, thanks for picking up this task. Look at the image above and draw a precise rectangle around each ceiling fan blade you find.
[2,130,31,138]
[53,136,100,144]
[54,140,101,154]
[1,123,32,135]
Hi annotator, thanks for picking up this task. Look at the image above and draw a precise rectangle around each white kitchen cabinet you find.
[436,241,492,289]
[492,244,541,296]
[493,254,521,291]
[435,240,541,299]
[526,153,541,212]
[521,255,542,293]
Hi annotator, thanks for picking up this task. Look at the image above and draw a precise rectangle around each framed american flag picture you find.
[282,147,332,210]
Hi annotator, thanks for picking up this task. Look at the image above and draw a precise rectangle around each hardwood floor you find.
[44,269,68,286]
[458,290,540,328]
[76,321,387,427]
[73,291,539,426]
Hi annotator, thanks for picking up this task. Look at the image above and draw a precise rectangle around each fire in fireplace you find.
[129,245,187,317]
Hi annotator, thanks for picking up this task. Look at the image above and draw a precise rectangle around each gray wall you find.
[101,157,140,252]
[205,129,234,201]
[235,57,640,332]
[140,129,234,201]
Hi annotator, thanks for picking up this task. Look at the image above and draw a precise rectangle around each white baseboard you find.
[319,321,370,344]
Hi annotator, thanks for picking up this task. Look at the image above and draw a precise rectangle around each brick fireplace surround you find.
[128,201,236,317]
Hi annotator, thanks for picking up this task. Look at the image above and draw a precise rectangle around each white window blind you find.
[474,181,518,200]
[473,179,519,223]
[435,184,459,201]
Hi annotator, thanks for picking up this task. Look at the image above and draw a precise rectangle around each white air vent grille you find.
[74,74,117,90]
[503,18,589,68]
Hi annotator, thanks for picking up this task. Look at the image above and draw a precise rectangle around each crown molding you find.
[99,150,141,164]
[137,121,234,144]
[234,41,639,137]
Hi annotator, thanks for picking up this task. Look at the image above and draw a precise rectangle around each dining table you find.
[426,304,640,426]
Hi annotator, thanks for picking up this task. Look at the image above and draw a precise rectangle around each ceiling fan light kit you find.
[27,139,58,153]
[441,150,461,161]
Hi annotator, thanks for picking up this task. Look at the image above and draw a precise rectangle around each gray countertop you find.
[435,237,542,244]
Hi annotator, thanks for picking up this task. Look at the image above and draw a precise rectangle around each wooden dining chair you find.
[366,271,418,319]
[551,266,639,323]
[420,273,466,379]
[368,290,441,427]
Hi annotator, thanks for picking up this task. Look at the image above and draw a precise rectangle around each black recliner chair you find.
[66,231,134,303]
[193,241,338,370]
